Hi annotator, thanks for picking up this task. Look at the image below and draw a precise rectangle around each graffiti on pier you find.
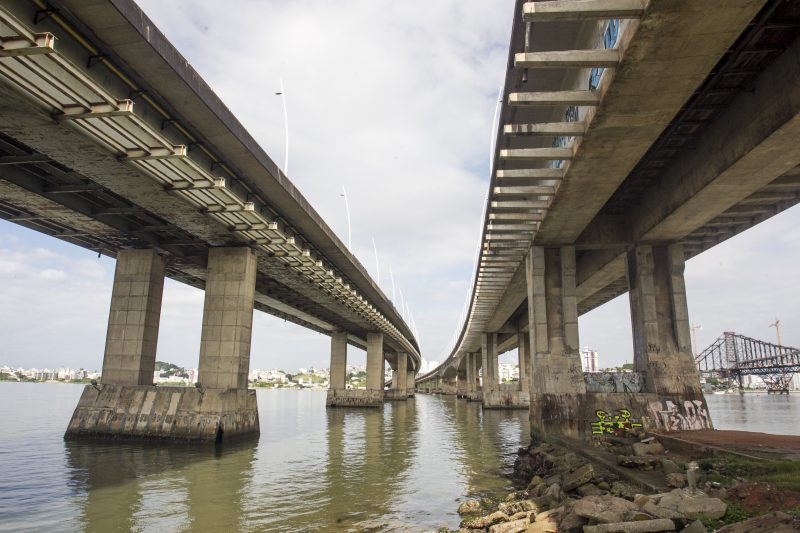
[591,408,643,436]
[648,399,711,431]
[584,372,643,393]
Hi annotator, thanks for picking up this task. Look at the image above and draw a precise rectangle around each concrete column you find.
[526,246,585,436]
[481,333,499,392]
[406,370,415,397]
[627,244,703,397]
[472,352,482,391]
[517,332,531,392]
[366,332,384,392]
[198,247,257,390]
[329,331,348,390]
[466,353,475,393]
[101,249,165,385]
[396,353,408,393]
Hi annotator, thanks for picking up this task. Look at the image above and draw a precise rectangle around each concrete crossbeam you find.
[500,148,573,161]
[497,168,565,180]
[504,122,586,137]
[515,50,619,68]
[509,91,599,106]
[494,185,556,195]
[491,200,550,209]
[522,0,645,21]
[101,249,165,386]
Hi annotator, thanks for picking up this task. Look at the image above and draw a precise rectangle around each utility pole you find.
[769,318,782,347]
[690,324,702,357]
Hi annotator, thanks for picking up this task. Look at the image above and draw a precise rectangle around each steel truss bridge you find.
[696,332,800,393]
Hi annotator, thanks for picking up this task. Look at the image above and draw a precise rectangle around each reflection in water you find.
[1,385,532,532]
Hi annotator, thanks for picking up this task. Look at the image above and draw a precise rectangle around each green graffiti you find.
[591,408,643,436]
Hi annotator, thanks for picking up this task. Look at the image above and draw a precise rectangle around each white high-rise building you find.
[581,347,599,372]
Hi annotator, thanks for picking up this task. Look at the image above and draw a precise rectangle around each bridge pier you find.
[385,351,408,400]
[406,370,416,397]
[465,352,482,401]
[66,247,260,442]
[327,331,384,407]
[627,244,712,432]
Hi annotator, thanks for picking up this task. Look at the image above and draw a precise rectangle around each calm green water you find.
[0,383,529,532]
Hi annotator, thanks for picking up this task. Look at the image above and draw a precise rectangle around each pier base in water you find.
[325,389,383,407]
[65,384,259,442]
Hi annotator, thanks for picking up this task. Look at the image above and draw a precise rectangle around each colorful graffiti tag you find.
[648,399,712,431]
[591,408,644,436]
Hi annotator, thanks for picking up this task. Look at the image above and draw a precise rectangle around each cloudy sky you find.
[1,0,797,373]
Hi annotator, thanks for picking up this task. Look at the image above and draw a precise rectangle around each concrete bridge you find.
[0,0,419,440]
[418,0,800,438]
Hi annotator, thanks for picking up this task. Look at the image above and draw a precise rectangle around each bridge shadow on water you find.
[60,392,531,532]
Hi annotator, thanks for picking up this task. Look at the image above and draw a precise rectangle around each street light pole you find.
[275,78,289,175]
[340,185,352,251]
[770,318,782,346]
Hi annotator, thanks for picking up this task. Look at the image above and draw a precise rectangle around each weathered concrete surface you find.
[65,384,258,441]
[198,247,257,390]
[101,249,165,386]
[325,389,383,408]
[483,386,530,409]
[384,389,409,401]
[329,331,348,390]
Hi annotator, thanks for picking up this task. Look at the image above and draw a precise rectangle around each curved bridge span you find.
[0,0,419,440]
[419,0,800,439]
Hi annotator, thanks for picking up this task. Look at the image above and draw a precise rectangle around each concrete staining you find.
[65,385,259,441]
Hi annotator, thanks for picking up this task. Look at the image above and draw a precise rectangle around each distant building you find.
[581,347,599,372]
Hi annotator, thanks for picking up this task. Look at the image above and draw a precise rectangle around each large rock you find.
[460,511,509,529]
[563,464,595,491]
[526,522,558,533]
[583,518,676,533]
[717,511,799,533]
[680,521,707,533]
[666,473,686,489]
[458,500,483,515]
[632,441,666,457]
[646,489,727,521]
[572,495,639,523]
[661,459,683,475]
[488,518,528,533]
[577,483,603,497]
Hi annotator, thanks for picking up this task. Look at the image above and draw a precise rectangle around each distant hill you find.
[154,361,188,377]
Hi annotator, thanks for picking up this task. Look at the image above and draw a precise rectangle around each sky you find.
[1,0,798,373]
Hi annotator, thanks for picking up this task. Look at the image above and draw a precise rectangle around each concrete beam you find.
[522,0,645,21]
[497,168,565,180]
[504,122,586,137]
[515,50,620,68]
[509,90,600,107]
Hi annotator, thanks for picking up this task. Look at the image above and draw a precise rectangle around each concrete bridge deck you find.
[419,0,799,439]
[0,0,420,439]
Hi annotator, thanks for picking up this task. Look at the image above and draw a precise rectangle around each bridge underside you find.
[420,0,799,440]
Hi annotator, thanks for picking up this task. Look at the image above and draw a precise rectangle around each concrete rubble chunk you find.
[617,455,662,470]
[577,483,604,496]
[646,489,726,521]
[632,441,666,457]
[680,520,707,533]
[458,500,483,515]
[489,518,529,533]
[572,495,639,523]
[661,459,683,475]
[460,511,510,529]
[717,511,798,533]
[526,521,559,533]
[666,473,686,488]
[583,518,676,533]
[564,464,595,491]
[535,506,564,524]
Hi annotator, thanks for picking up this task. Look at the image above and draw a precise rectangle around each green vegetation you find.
[700,457,800,492]
[701,502,753,529]
[154,361,188,378]
[348,371,366,388]
[69,378,93,384]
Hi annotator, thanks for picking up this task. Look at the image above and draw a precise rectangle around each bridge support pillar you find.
[66,247,260,442]
[526,246,587,435]
[482,333,509,408]
[406,370,415,397]
[627,244,711,431]
[328,332,384,407]
[100,248,165,386]
[386,352,408,400]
